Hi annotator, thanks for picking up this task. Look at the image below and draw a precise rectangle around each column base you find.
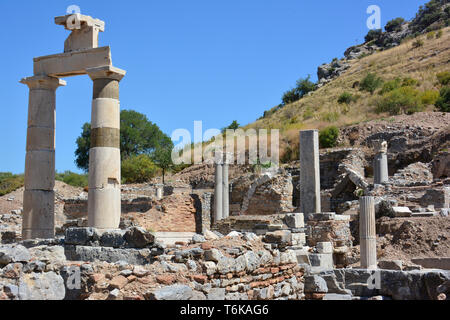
[22,190,55,240]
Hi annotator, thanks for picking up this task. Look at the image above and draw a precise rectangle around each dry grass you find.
[244,27,450,159]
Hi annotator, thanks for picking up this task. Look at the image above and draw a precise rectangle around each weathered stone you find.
[203,261,217,276]
[263,230,292,245]
[124,227,155,248]
[284,213,304,229]
[304,275,328,293]
[109,275,128,289]
[217,256,235,274]
[64,227,97,245]
[207,288,226,300]
[99,230,126,248]
[379,260,403,271]
[147,285,193,300]
[0,245,31,266]
[316,242,333,254]
[18,271,65,300]
[192,234,206,244]
[64,246,152,265]
[204,249,223,263]
[28,245,66,264]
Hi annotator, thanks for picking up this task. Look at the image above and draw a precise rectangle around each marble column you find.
[214,152,223,222]
[222,153,230,219]
[86,66,126,229]
[299,130,321,214]
[360,196,377,269]
[20,75,66,239]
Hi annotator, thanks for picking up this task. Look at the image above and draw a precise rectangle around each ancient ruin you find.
[20,14,126,240]
[1,7,450,302]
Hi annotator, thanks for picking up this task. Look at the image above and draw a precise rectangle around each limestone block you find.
[24,151,55,191]
[317,242,333,254]
[27,90,56,128]
[91,98,120,129]
[284,212,304,228]
[22,190,55,239]
[88,147,121,188]
[33,46,112,77]
[26,127,55,151]
[393,207,413,217]
[291,233,306,246]
[309,253,334,269]
[88,188,121,229]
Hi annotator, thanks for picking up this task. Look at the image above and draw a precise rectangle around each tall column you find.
[222,153,230,219]
[20,75,66,239]
[299,130,321,214]
[214,152,223,222]
[86,66,126,229]
[360,196,377,269]
[373,141,388,184]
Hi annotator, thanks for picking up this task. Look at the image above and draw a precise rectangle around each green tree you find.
[222,120,240,133]
[281,75,316,105]
[152,136,175,184]
[75,110,172,172]
[385,18,405,32]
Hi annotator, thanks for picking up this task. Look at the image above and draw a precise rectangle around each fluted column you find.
[222,153,230,219]
[86,66,126,229]
[360,196,377,269]
[20,75,66,239]
[214,152,223,222]
[300,130,321,214]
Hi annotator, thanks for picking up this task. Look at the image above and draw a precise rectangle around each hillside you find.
[244,26,450,161]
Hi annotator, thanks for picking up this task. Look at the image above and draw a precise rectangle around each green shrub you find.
[360,73,383,94]
[412,39,424,48]
[379,78,402,95]
[427,31,436,39]
[0,173,24,196]
[435,86,450,112]
[420,89,440,105]
[55,171,88,188]
[376,86,424,115]
[337,92,358,104]
[319,126,339,148]
[385,18,405,32]
[121,154,159,184]
[365,29,383,43]
[437,71,450,85]
[402,77,419,87]
[436,29,443,38]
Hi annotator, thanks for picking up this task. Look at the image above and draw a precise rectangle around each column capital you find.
[20,75,66,90]
[86,65,126,82]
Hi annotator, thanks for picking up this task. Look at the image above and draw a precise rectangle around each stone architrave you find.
[299,130,321,214]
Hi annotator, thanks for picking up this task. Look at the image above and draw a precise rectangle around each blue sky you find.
[0,0,427,174]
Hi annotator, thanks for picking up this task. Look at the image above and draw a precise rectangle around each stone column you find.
[373,141,388,184]
[86,66,126,229]
[156,186,163,200]
[222,153,230,219]
[299,130,321,214]
[20,75,66,240]
[360,196,377,269]
[214,152,223,222]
